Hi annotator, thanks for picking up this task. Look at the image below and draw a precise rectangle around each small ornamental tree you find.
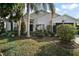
[56,24,76,44]
[46,25,52,31]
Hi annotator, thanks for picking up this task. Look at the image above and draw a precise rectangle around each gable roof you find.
[23,10,51,19]
[23,10,61,20]
[52,14,77,23]
[62,14,77,21]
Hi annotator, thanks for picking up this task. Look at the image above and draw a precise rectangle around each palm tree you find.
[26,3,55,37]
[43,3,55,32]
[9,3,25,36]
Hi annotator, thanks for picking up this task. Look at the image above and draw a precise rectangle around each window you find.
[36,24,45,30]
[30,19,34,24]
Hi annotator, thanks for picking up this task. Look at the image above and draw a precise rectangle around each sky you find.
[54,3,79,19]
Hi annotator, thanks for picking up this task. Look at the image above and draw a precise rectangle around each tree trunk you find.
[17,20,21,37]
[10,21,13,31]
[50,14,53,32]
[27,3,30,37]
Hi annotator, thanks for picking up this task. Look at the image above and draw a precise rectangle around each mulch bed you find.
[10,36,79,49]
[30,37,59,42]
[54,41,79,49]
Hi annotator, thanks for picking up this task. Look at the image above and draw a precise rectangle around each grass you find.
[0,38,79,56]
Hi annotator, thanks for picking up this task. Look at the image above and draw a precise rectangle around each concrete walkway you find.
[75,35,79,44]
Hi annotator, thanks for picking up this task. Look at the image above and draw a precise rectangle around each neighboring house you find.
[24,10,78,33]
[0,18,17,32]
[5,21,17,31]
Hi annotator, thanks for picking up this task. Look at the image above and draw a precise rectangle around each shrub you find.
[31,30,54,37]
[3,39,40,56]
[56,24,76,43]
[46,25,54,36]
[0,39,79,56]
[77,30,79,34]
[44,30,54,37]
[37,43,73,56]
[46,25,52,31]
[32,30,45,37]
[5,31,17,38]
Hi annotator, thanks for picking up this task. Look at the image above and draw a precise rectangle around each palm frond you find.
[31,3,40,14]
[42,3,48,11]
[48,3,55,17]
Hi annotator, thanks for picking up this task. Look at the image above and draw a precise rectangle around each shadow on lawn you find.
[7,38,16,42]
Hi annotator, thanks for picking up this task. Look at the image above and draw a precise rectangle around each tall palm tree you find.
[26,3,55,37]
[42,3,55,32]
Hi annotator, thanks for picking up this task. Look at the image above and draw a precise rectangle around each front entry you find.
[30,24,33,31]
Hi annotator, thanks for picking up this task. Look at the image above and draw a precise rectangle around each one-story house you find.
[0,10,79,34]
[23,10,53,32]
[23,10,78,33]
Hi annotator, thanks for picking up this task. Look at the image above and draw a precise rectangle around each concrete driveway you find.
[75,35,79,44]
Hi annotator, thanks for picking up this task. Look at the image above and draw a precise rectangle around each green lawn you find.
[0,38,79,56]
